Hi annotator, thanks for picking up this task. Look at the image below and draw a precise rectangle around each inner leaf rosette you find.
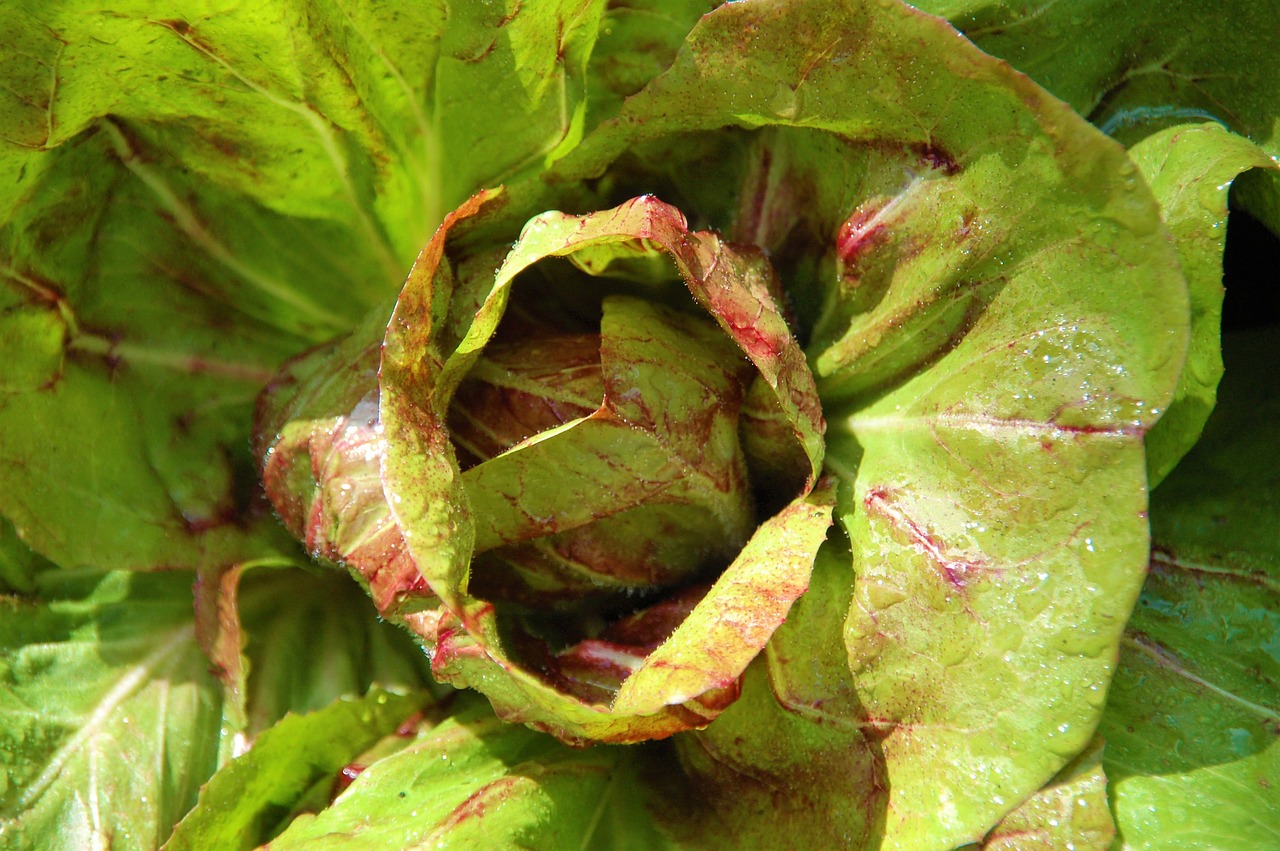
[257,190,832,744]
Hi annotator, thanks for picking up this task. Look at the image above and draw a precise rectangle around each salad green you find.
[2,0,1277,848]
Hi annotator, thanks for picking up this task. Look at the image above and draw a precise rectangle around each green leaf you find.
[0,556,437,850]
[0,0,446,263]
[206,567,438,737]
[0,0,455,572]
[912,0,1280,156]
[0,571,227,850]
[265,693,679,850]
[665,544,889,849]
[980,738,1115,850]
[611,480,834,716]
[1130,124,1278,485]
[3,0,630,574]
[582,1,718,132]
[910,0,1280,233]
[1,129,301,571]
[0,518,54,596]
[1098,328,1280,849]
[165,688,429,851]
[433,0,606,205]
[835,232,1167,849]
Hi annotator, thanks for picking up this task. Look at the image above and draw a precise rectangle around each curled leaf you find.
[258,193,831,744]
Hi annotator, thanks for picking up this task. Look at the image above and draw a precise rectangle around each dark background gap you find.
[1222,204,1280,331]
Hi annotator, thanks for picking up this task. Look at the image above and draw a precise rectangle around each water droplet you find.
[864,579,907,611]
[769,84,800,119]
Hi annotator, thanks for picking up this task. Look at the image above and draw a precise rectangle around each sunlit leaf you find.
[266,693,679,850]
[0,572,226,850]
[166,688,429,851]
[1129,124,1278,485]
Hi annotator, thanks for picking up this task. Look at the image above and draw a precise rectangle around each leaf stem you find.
[67,334,276,383]
[1122,633,1280,722]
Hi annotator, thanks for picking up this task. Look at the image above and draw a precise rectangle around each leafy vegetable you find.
[2,0,1277,848]
[910,0,1280,236]
[259,190,834,743]
[0,566,434,850]
[908,1,1280,156]
[980,738,1116,850]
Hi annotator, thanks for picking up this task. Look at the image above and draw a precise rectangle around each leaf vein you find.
[13,624,196,812]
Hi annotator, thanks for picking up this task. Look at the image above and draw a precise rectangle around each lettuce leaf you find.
[980,738,1115,850]
[910,0,1280,156]
[0,571,225,850]
[1128,124,1278,485]
[910,0,1280,237]
[262,693,679,850]
[1099,328,1280,847]
[0,558,434,848]
[166,688,430,850]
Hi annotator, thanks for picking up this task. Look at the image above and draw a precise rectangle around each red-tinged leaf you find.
[448,333,605,465]
[500,196,826,482]
[612,479,835,715]
[194,563,250,731]
[255,319,435,615]
[373,193,829,744]
[463,295,753,592]
[380,188,508,614]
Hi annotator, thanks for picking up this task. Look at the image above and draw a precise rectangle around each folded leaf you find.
[611,479,835,715]
[1128,124,1279,484]
[663,544,889,850]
